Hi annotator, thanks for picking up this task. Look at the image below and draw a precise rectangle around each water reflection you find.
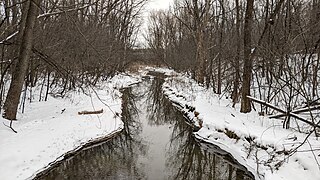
[146,77,175,126]
[35,76,254,180]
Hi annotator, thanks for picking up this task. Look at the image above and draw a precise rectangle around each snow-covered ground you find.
[162,71,320,180]
[1,66,319,180]
[0,73,141,180]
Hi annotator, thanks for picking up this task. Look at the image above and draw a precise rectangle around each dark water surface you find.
[35,76,254,180]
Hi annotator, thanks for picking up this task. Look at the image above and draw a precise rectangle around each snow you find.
[0,73,141,180]
[0,31,19,44]
[162,71,320,180]
[1,66,319,180]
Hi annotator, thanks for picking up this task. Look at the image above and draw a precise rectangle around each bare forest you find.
[0,0,145,121]
[1,0,320,179]
[1,0,319,124]
[146,0,320,129]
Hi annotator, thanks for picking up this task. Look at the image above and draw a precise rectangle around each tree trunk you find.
[4,0,10,26]
[196,31,206,84]
[232,0,241,107]
[217,0,225,94]
[3,0,41,120]
[193,0,210,85]
[240,0,254,113]
[11,0,18,25]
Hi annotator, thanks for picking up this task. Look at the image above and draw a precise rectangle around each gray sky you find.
[146,0,174,10]
[136,0,174,47]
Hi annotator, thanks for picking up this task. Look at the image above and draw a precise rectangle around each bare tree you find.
[232,0,241,107]
[0,0,146,122]
[240,0,254,113]
[3,0,42,120]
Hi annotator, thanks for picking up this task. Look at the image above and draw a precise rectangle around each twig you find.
[287,128,317,157]
[296,148,320,153]
[248,96,320,129]
[3,120,17,133]
[89,85,118,118]
[37,1,99,18]
[307,139,320,170]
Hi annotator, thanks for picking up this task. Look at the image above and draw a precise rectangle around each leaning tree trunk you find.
[240,0,254,113]
[3,0,41,120]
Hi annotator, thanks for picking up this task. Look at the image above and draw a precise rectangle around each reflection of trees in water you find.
[38,77,254,180]
[162,91,254,180]
[145,77,176,126]
[120,87,143,147]
[166,122,254,180]
[38,87,147,180]
[141,77,254,180]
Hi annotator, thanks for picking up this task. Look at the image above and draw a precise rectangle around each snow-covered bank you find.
[0,73,141,180]
[162,71,320,180]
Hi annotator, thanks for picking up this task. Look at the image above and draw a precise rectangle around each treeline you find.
[0,0,145,120]
[146,0,320,115]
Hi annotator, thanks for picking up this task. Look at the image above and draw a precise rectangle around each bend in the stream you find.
[34,74,254,180]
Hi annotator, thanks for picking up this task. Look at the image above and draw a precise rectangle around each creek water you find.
[35,75,254,180]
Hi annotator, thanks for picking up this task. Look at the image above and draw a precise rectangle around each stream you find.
[34,75,254,180]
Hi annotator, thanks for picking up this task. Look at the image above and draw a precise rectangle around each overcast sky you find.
[136,0,174,47]
[146,0,173,10]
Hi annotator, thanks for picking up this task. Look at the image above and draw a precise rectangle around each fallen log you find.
[247,96,286,114]
[78,109,103,115]
[269,104,320,119]
[247,96,320,129]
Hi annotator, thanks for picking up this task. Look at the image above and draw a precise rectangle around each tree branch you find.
[37,0,99,18]
[3,121,18,133]
[247,96,320,129]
